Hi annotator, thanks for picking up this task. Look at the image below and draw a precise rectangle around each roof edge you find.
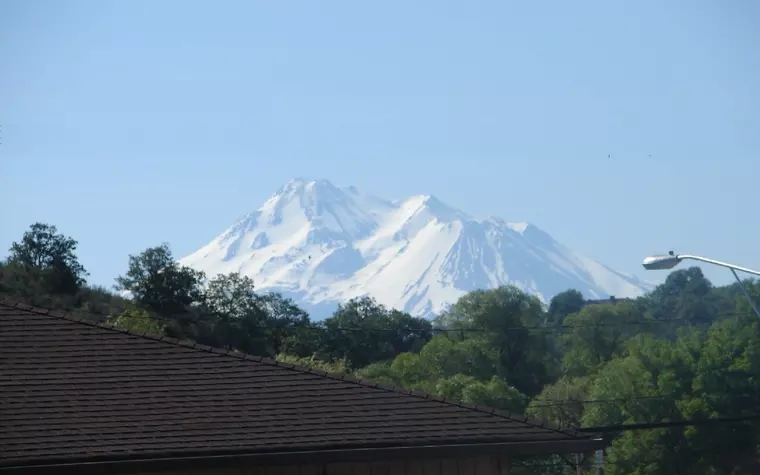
[0,298,586,439]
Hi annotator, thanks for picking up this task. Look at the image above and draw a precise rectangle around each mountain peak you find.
[262,178,346,212]
[275,178,339,196]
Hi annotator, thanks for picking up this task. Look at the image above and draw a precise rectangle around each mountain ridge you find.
[179,178,652,319]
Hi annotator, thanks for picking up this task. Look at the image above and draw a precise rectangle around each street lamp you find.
[642,252,760,320]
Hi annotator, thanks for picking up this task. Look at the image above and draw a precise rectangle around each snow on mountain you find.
[179,178,652,319]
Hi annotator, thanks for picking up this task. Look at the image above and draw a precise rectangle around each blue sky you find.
[1,0,759,291]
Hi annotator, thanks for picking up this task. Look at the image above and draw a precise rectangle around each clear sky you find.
[1,0,759,291]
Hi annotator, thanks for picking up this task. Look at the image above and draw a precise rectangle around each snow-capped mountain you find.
[180,178,652,319]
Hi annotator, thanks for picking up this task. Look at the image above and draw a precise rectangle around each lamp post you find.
[642,252,760,320]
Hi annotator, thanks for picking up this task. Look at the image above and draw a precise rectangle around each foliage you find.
[526,376,591,428]
[114,243,206,318]
[354,331,528,412]
[560,301,648,377]
[276,353,350,374]
[643,267,730,336]
[7,223,88,294]
[193,272,309,356]
[1,224,129,316]
[304,296,433,368]
[547,289,586,325]
[437,286,557,395]
[105,307,166,334]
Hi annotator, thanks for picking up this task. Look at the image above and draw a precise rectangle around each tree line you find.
[2,222,760,474]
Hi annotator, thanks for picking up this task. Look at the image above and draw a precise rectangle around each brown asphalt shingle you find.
[0,300,596,469]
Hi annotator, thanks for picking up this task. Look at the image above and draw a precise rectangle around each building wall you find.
[140,455,511,475]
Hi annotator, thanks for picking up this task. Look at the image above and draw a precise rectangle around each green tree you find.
[414,334,499,381]
[0,259,48,303]
[579,324,760,475]
[197,273,310,356]
[314,297,432,368]
[358,335,500,389]
[434,374,526,412]
[115,243,205,318]
[355,329,528,412]
[685,315,760,473]
[560,301,647,377]
[355,360,404,387]
[8,223,88,294]
[0,260,131,318]
[547,289,586,325]
[197,272,263,350]
[727,278,760,321]
[256,291,311,355]
[644,267,722,333]
[438,286,555,395]
[526,376,591,428]
[357,352,526,413]
[580,334,698,475]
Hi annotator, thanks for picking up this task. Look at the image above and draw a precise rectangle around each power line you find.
[527,393,756,408]
[576,413,760,433]
[511,445,752,471]
[101,308,758,335]
[513,434,760,470]
[496,388,757,408]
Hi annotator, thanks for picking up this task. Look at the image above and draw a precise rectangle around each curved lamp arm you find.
[676,254,760,278]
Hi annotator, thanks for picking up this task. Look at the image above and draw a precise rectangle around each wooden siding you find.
[139,455,511,475]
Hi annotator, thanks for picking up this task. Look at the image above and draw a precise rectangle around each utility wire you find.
[99,308,759,335]
[527,392,757,408]
[510,456,727,471]
[576,413,760,433]
[511,441,757,469]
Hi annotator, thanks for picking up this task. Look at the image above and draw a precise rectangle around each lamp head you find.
[642,254,682,271]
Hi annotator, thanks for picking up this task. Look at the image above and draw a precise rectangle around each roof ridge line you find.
[0,298,585,439]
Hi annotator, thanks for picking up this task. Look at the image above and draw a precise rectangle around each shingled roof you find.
[0,300,602,473]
